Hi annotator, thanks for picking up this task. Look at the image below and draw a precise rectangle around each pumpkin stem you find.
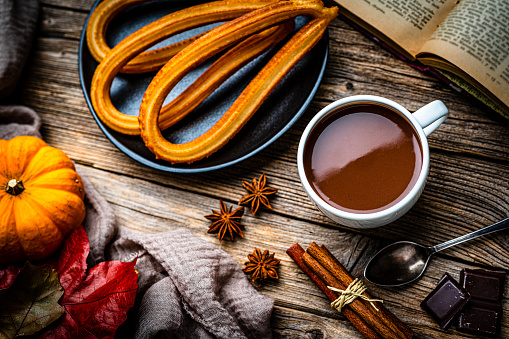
[6,179,24,195]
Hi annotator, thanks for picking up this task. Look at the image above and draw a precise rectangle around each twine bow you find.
[328,278,383,312]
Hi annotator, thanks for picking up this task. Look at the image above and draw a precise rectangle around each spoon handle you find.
[431,217,509,253]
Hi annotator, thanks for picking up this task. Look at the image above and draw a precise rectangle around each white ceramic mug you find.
[297,95,448,229]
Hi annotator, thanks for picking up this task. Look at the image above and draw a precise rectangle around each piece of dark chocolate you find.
[460,268,506,303]
[420,273,470,329]
[456,299,503,337]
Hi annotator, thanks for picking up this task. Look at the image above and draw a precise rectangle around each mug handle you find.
[412,100,449,136]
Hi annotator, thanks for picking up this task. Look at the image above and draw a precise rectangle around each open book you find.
[333,0,509,119]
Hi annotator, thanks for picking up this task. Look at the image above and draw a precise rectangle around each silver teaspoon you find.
[364,217,509,287]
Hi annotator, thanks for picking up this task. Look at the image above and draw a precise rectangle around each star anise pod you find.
[243,248,280,285]
[205,199,244,241]
[239,173,277,215]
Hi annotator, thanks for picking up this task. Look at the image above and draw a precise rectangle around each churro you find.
[90,0,282,135]
[88,0,338,163]
[138,1,338,163]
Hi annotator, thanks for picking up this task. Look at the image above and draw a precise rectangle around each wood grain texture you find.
[11,1,509,338]
[19,33,509,268]
[77,165,509,338]
[41,0,95,11]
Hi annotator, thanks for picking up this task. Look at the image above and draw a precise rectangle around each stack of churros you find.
[87,0,338,164]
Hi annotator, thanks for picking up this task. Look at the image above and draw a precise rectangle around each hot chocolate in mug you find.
[297,95,448,229]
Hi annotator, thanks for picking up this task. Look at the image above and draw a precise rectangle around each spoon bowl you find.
[363,217,509,286]
[364,241,434,286]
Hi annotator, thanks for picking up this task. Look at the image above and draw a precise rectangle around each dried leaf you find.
[0,262,64,338]
[39,226,138,339]
[0,265,20,289]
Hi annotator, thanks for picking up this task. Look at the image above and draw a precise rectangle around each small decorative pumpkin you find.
[0,136,85,263]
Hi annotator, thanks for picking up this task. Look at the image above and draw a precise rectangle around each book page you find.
[334,0,458,57]
[419,0,509,106]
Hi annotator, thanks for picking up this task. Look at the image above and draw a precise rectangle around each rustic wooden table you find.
[14,0,509,337]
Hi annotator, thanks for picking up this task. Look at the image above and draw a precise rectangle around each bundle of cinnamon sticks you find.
[287,243,413,339]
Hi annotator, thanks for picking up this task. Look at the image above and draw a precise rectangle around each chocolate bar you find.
[460,268,506,303]
[420,273,470,329]
[456,299,503,337]
[456,268,506,337]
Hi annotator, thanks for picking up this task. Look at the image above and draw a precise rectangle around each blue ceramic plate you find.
[79,0,328,173]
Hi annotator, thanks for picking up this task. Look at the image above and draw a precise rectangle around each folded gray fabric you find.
[0,96,274,339]
[0,105,41,139]
[111,228,274,339]
[0,0,39,99]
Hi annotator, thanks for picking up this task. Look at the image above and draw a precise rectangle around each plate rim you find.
[78,0,329,173]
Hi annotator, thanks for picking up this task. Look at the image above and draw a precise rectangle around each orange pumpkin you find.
[0,136,85,263]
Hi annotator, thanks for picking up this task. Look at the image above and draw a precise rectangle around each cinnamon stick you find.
[319,244,414,339]
[302,251,404,339]
[306,243,413,339]
[287,244,381,339]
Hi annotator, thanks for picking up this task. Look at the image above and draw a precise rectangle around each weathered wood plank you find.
[41,0,95,11]
[19,42,509,269]
[26,11,509,160]
[30,122,509,271]
[40,5,88,40]
[39,0,509,138]
[14,1,509,337]
[77,164,509,338]
[271,306,359,338]
[19,34,509,167]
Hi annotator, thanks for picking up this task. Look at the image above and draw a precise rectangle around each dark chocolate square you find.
[460,268,506,303]
[456,299,503,337]
[420,273,470,329]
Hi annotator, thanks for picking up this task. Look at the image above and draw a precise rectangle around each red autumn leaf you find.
[0,265,20,289]
[40,226,138,339]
